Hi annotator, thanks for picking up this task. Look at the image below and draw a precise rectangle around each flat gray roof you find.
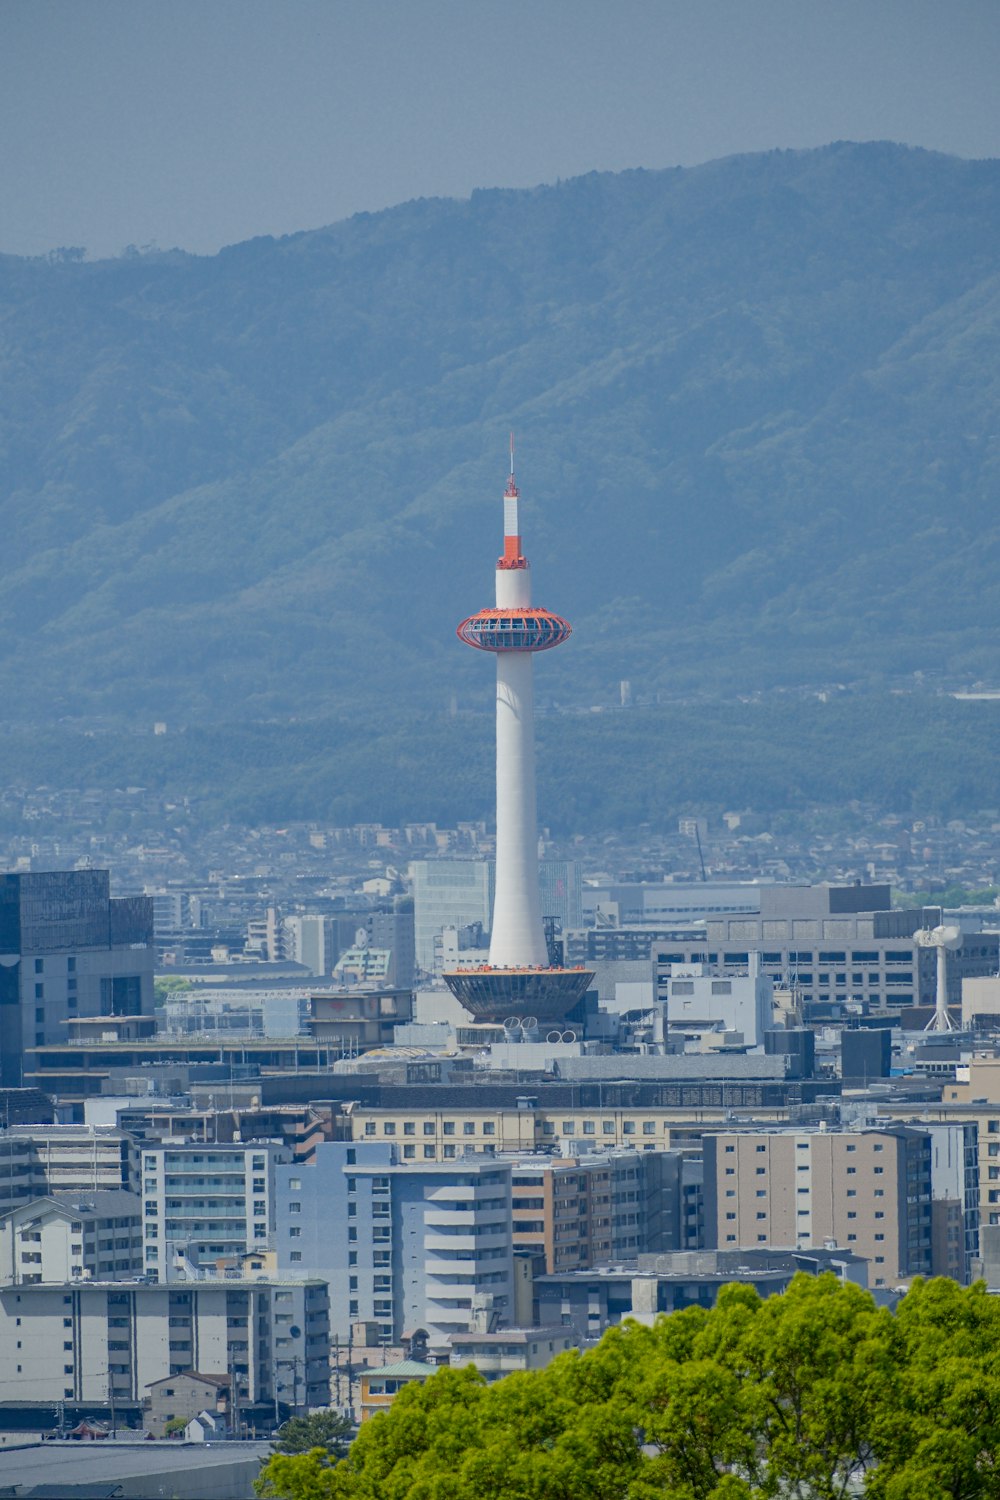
[0,1439,270,1494]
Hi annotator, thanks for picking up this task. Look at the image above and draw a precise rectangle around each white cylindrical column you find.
[489,549,547,968]
[934,942,953,1031]
[489,648,548,967]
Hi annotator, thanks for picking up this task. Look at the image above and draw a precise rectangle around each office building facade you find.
[0,871,154,1086]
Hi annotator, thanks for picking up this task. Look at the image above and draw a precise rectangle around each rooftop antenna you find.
[506,431,517,497]
[915,922,962,1032]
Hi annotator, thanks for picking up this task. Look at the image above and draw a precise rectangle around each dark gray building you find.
[534,1246,868,1340]
[0,871,154,1086]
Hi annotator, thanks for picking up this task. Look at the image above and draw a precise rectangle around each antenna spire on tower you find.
[506,431,518,497]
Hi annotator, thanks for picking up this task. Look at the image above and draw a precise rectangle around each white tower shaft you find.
[931,942,955,1032]
[487,487,549,969]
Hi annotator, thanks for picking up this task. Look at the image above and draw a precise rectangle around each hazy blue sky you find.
[3,0,999,260]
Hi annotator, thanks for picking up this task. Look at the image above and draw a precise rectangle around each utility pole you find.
[229,1357,241,1440]
[346,1323,355,1424]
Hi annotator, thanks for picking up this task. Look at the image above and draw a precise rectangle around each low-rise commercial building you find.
[661,958,773,1047]
[534,1246,867,1341]
[448,1325,576,1380]
[359,1359,436,1422]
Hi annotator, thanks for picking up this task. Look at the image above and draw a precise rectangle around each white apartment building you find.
[141,1141,288,1279]
[0,1192,142,1285]
[281,915,331,976]
[662,958,773,1047]
[0,1276,329,1410]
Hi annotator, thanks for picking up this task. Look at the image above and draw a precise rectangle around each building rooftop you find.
[1,1275,327,1291]
[47,1190,142,1216]
[145,1371,229,1390]
[448,1326,568,1345]
[364,1359,437,1379]
[0,1440,270,1495]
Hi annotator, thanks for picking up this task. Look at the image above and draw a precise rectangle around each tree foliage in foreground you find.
[255,1275,1000,1500]
[270,1410,354,1459]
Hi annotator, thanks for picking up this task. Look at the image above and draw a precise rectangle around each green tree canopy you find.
[255,1276,1000,1500]
[270,1410,354,1461]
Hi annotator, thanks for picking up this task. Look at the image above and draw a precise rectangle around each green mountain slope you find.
[1,141,998,725]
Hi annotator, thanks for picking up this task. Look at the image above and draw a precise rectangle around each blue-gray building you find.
[275,1142,514,1354]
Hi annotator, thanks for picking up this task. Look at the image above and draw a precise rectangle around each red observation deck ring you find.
[456,607,572,654]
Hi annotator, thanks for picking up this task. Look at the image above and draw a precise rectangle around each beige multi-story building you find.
[348,1102,791,1160]
[9,1125,139,1195]
[510,1151,645,1272]
[0,1127,139,1219]
[0,1276,330,1411]
[703,1126,932,1288]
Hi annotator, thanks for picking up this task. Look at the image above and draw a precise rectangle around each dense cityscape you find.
[4,5,999,1496]
[0,463,996,1499]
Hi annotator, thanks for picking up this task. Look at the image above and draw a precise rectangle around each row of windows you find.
[660,949,920,968]
[363,1117,668,1138]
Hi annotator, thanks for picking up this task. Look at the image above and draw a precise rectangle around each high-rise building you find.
[510,1151,647,1272]
[140,1141,289,1278]
[274,1142,514,1354]
[0,871,154,1086]
[411,861,492,974]
[443,449,592,1023]
[703,1126,933,1287]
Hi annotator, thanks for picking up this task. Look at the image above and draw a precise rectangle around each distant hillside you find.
[1,141,998,727]
[0,695,997,832]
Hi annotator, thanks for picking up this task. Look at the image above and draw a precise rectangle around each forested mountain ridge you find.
[1,140,998,725]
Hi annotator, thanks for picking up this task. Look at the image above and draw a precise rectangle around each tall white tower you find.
[446,444,589,1024]
[489,453,549,967]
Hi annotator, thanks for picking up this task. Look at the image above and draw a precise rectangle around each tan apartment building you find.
[703,1126,932,1288]
[510,1152,644,1272]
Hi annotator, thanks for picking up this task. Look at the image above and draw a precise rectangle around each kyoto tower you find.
[443,443,593,1026]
